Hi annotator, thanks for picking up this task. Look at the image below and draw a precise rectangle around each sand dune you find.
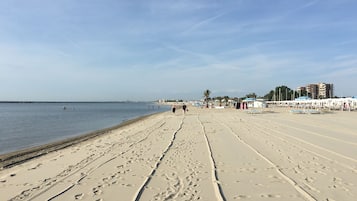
[0,107,356,200]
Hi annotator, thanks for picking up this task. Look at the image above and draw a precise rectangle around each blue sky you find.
[1,0,356,101]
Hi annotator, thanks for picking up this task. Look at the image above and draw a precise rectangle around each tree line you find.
[203,85,314,103]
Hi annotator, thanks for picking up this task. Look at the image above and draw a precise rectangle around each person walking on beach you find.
[182,104,187,114]
[172,105,176,113]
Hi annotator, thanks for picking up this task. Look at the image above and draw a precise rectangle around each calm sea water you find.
[0,102,169,154]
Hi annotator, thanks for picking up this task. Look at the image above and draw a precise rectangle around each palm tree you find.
[223,96,230,106]
[203,89,211,108]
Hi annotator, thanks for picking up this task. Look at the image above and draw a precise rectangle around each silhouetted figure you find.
[172,105,176,113]
[182,104,187,114]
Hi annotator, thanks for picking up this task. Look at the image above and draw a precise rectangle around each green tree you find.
[203,89,211,108]
[275,86,292,101]
[264,90,275,101]
[264,86,297,101]
[245,93,257,99]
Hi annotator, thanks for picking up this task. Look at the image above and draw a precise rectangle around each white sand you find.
[0,107,356,201]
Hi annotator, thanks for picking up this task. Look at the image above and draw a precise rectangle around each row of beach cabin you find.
[192,97,356,111]
[266,97,357,111]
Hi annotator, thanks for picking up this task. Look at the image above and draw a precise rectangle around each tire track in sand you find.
[132,117,184,201]
[245,119,357,173]
[198,115,226,201]
[10,119,166,201]
[233,118,357,200]
[221,122,318,201]
[44,122,167,201]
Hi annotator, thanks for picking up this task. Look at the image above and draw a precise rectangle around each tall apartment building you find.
[296,86,306,97]
[298,83,334,99]
[306,84,319,99]
[296,86,306,92]
[318,83,333,98]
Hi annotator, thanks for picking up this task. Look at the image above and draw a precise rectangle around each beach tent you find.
[295,96,311,101]
[242,98,266,108]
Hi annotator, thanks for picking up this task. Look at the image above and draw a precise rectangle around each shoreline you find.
[0,112,163,169]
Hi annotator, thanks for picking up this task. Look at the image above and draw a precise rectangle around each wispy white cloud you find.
[299,0,320,9]
[181,11,228,35]
[162,44,219,64]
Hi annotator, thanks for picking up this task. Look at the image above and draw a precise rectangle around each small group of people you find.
[171,104,187,114]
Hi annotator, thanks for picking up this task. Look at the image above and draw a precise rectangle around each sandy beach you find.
[0,107,356,201]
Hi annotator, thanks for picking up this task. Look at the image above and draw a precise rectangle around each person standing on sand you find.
[172,105,176,113]
[182,104,187,114]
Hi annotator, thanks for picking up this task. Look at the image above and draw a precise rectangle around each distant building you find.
[318,83,333,98]
[296,87,306,97]
[296,86,306,92]
[297,83,334,99]
[306,84,319,99]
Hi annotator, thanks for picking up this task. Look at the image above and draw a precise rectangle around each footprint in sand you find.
[260,194,281,198]
[267,175,279,179]
[234,195,251,199]
[93,188,102,195]
[74,193,84,200]
[28,163,42,170]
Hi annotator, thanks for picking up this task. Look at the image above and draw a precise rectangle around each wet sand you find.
[0,107,356,200]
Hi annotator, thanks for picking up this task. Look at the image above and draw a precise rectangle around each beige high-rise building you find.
[318,83,334,98]
[296,86,306,92]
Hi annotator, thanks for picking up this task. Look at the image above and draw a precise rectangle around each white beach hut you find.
[242,98,267,108]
